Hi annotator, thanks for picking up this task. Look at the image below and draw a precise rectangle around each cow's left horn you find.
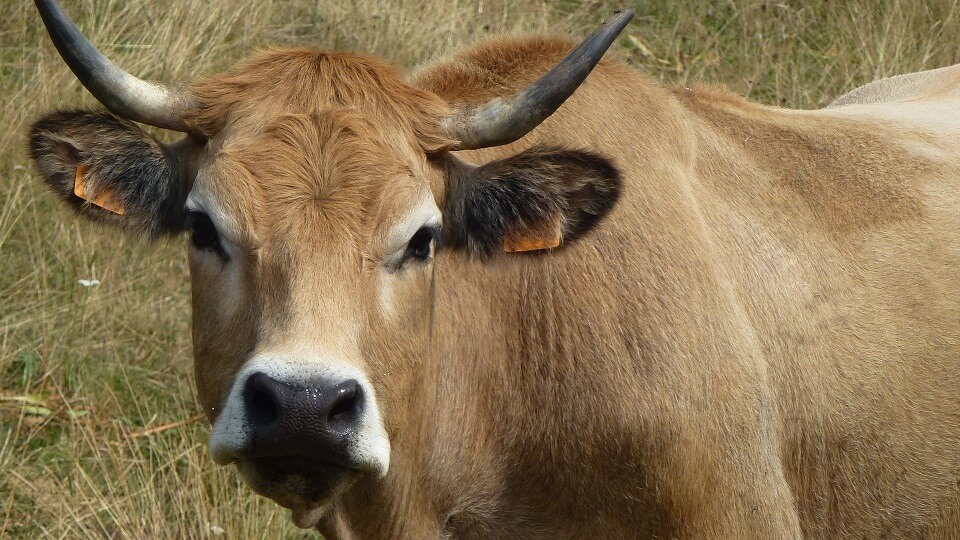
[35,0,195,132]
[442,9,634,150]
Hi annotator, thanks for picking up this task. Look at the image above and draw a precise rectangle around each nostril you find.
[244,372,281,428]
[328,395,354,423]
[326,380,362,431]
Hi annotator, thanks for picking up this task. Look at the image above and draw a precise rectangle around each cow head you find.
[28,0,628,527]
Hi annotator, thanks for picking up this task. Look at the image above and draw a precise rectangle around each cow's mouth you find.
[236,457,361,528]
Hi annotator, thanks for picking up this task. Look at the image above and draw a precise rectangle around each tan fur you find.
[179,35,960,538]
[828,63,960,107]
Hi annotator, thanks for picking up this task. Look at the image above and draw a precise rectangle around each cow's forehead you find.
[193,108,434,255]
[181,48,450,248]
[183,48,451,145]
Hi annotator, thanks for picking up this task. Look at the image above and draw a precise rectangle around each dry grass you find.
[2,0,959,537]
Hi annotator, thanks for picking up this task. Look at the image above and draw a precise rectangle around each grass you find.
[2,0,960,536]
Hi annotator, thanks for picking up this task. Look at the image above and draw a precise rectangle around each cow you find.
[26,0,960,536]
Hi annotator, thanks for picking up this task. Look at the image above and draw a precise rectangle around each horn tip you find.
[609,8,636,25]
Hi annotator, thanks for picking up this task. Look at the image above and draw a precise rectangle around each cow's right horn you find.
[442,9,634,151]
[35,0,195,132]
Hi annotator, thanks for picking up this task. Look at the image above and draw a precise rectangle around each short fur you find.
[29,27,960,540]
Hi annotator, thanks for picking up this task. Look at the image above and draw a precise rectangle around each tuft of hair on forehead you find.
[224,108,408,249]
[184,48,454,152]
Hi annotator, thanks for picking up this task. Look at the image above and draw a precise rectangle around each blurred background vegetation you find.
[2,0,958,537]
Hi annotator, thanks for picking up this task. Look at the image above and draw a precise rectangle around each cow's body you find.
[28,3,960,536]
[314,39,960,538]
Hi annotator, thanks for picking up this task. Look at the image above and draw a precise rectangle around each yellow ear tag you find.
[503,215,562,253]
[74,164,125,215]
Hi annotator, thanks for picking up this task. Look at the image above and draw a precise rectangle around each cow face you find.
[185,105,440,513]
[29,82,451,518]
[28,0,629,528]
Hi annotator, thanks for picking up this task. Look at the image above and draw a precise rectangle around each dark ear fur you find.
[443,146,621,256]
[28,110,187,237]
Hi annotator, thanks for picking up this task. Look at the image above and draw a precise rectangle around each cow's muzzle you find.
[209,356,391,488]
[208,357,391,527]
[241,372,364,466]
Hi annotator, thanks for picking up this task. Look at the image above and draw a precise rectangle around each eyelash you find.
[186,211,228,261]
[402,226,439,266]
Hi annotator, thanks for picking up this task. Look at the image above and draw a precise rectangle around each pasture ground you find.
[2,0,958,537]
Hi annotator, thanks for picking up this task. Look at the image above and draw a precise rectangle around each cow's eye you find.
[186,211,224,257]
[403,226,439,264]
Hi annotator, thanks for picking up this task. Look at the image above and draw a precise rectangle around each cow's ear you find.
[28,110,188,237]
[442,146,621,256]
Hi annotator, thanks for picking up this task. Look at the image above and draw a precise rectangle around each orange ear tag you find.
[503,215,562,253]
[74,164,125,215]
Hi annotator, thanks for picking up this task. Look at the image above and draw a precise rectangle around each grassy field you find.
[2,0,959,537]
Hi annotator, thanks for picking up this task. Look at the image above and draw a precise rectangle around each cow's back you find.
[828,63,960,132]
[830,63,960,107]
